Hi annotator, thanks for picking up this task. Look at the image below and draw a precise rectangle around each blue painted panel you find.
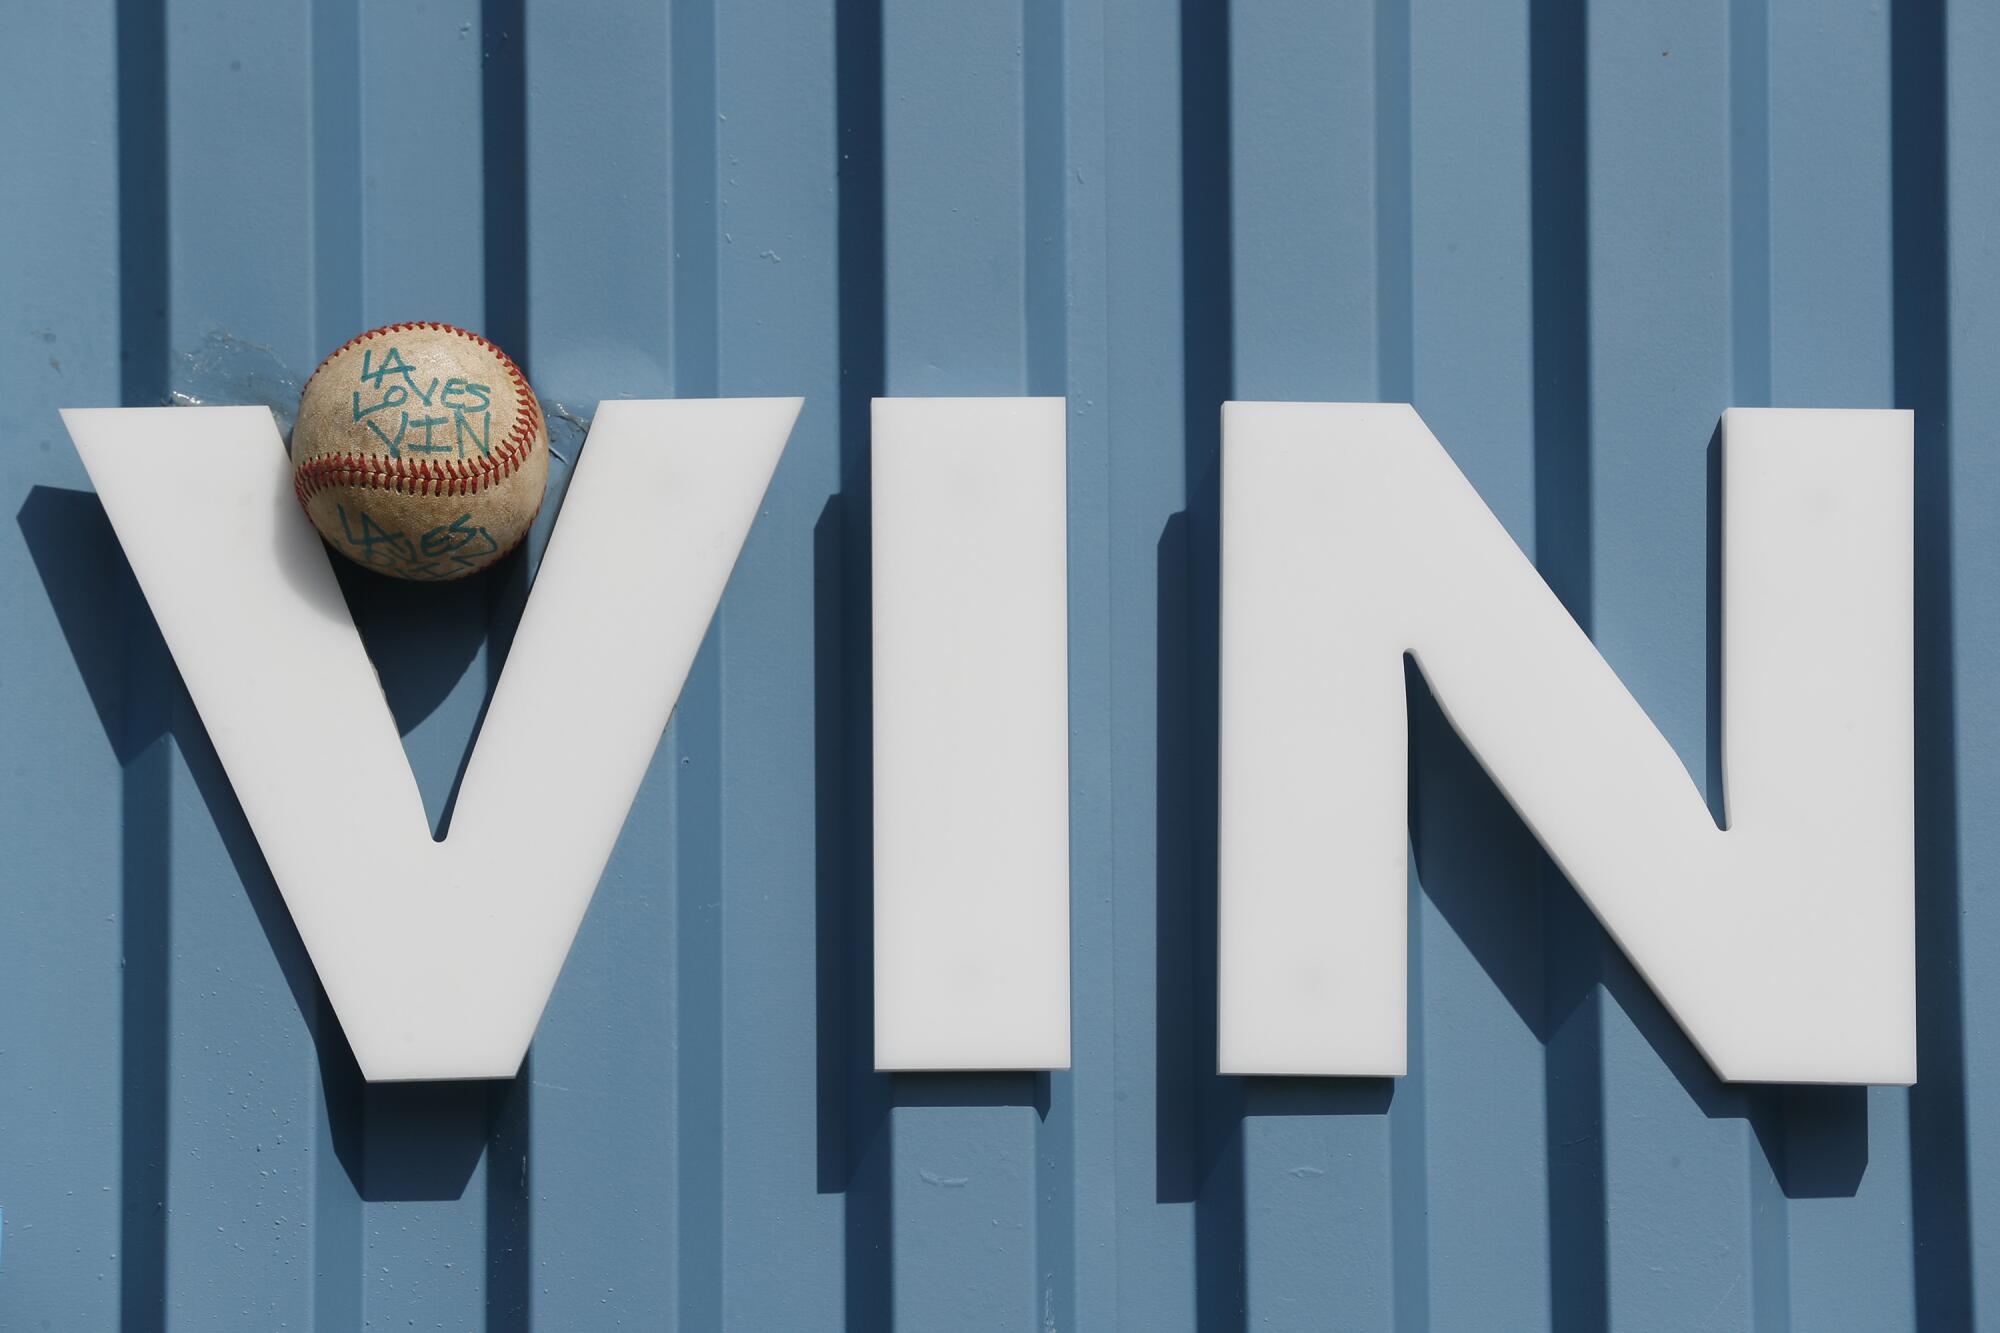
[2,8,127,1329]
[0,1,1989,1328]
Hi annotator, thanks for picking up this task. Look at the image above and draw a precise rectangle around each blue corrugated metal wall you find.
[2,0,1993,1327]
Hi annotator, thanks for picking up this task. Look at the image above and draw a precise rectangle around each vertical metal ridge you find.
[1049,0,1120,1322]
[115,0,168,413]
[1375,5,1430,1329]
[117,586,171,1333]
[478,4,533,1326]
[1022,1,1078,1327]
[304,3,367,1321]
[833,0,892,1322]
[1728,0,1772,411]
[483,657,533,1330]
[1526,1,1607,1328]
[483,1074,532,1332]
[112,2,170,1326]
[672,0,721,399]
[481,0,529,363]
[308,0,361,358]
[1726,6,1791,1329]
[1529,0,1593,633]
[1177,1,1242,1326]
[1896,0,1971,1322]
[1938,6,2000,1322]
[675,643,727,1331]
[1373,0,1413,406]
[1746,1098,1792,1333]
[305,995,363,1332]
[1023,1,1069,400]
[668,7,725,1325]
[1390,821,1431,1333]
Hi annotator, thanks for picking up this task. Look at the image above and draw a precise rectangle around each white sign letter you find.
[871,397,1072,1070]
[1219,403,1914,1084]
[64,399,798,1081]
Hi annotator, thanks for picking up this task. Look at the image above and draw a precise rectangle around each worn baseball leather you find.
[292,322,548,581]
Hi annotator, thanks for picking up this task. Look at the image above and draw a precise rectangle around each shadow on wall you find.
[16,486,529,1229]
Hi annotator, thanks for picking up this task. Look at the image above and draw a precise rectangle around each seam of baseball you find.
[292,321,544,509]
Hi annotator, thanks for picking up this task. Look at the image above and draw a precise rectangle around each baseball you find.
[291,322,549,581]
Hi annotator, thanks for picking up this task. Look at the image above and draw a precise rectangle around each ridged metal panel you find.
[0,0,1990,1327]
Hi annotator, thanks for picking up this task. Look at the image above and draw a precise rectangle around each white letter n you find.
[1219,403,1914,1084]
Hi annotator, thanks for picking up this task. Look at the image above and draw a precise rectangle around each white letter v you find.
[63,399,798,1081]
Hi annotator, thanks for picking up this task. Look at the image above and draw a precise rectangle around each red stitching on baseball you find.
[292,322,544,510]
